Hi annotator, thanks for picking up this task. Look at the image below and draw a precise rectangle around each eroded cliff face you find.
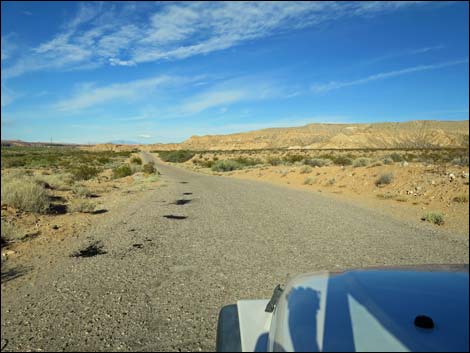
[77,120,469,151]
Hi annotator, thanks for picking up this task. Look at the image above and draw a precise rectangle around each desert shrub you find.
[234,157,262,167]
[1,220,20,243]
[36,173,74,190]
[390,153,404,162]
[211,160,243,172]
[1,176,49,213]
[282,154,304,164]
[130,156,142,165]
[72,185,93,198]
[112,164,133,178]
[421,212,444,225]
[304,158,329,167]
[69,199,96,213]
[383,157,394,165]
[97,156,111,165]
[453,195,469,203]
[266,156,282,166]
[368,161,383,168]
[331,156,353,166]
[142,162,157,174]
[452,156,469,167]
[303,177,315,185]
[159,150,195,163]
[195,159,215,168]
[353,158,371,168]
[70,165,100,181]
[300,166,313,174]
[326,178,336,186]
[375,173,394,186]
[394,196,408,202]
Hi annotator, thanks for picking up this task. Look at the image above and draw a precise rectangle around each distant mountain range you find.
[143,120,469,151]
[3,120,469,151]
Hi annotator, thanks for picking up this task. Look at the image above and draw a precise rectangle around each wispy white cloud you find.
[311,58,469,93]
[54,75,175,111]
[366,45,445,64]
[138,134,152,138]
[2,1,431,78]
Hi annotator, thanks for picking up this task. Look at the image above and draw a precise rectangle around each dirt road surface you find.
[1,152,468,351]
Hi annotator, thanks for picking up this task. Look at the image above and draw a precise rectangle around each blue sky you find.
[1,1,469,144]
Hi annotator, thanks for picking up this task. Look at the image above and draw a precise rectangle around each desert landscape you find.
[2,1,469,351]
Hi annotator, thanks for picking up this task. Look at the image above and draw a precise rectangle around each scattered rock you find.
[52,225,60,230]
[462,172,469,179]
[449,173,456,182]
[401,161,409,167]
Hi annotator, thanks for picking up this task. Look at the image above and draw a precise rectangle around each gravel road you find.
[1,152,468,352]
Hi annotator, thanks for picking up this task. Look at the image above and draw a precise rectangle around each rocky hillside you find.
[147,120,469,151]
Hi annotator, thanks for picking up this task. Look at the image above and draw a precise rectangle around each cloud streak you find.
[311,58,469,93]
[2,1,430,78]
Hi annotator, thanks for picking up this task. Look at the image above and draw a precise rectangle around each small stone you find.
[401,161,409,167]
[449,173,456,182]
[52,225,60,230]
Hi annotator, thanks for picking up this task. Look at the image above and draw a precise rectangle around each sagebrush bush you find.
[266,156,282,166]
[142,162,157,174]
[36,173,74,190]
[130,156,142,165]
[452,156,469,167]
[375,173,394,186]
[353,158,371,168]
[331,156,353,166]
[159,150,195,163]
[282,154,304,164]
[304,158,329,167]
[300,166,313,174]
[421,212,444,225]
[112,164,133,178]
[390,153,404,162]
[211,160,243,172]
[383,157,394,165]
[72,185,93,198]
[70,165,100,181]
[69,199,96,213]
[1,220,20,243]
[1,176,50,213]
[303,177,315,185]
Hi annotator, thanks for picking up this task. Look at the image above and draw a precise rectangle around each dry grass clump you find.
[69,199,96,213]
[303,177,315,185]
[1,176,50,213]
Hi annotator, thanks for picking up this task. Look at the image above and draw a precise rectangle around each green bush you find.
[159,150,195,163]
[112,164,133,179]
[421,212,444,225]
[353,158,371,168]
[233,157,262,166]
[130,156,142,165]
[383,157,394,165]
[282,154,304,164]
[142,162,157,174]
[1,176,50,213]
[70,165,100,181]
[375,173,394,186]
[211,160,243,172]
[331,156,353,166]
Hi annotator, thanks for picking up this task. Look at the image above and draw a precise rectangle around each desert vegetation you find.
[1,146,159,246]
